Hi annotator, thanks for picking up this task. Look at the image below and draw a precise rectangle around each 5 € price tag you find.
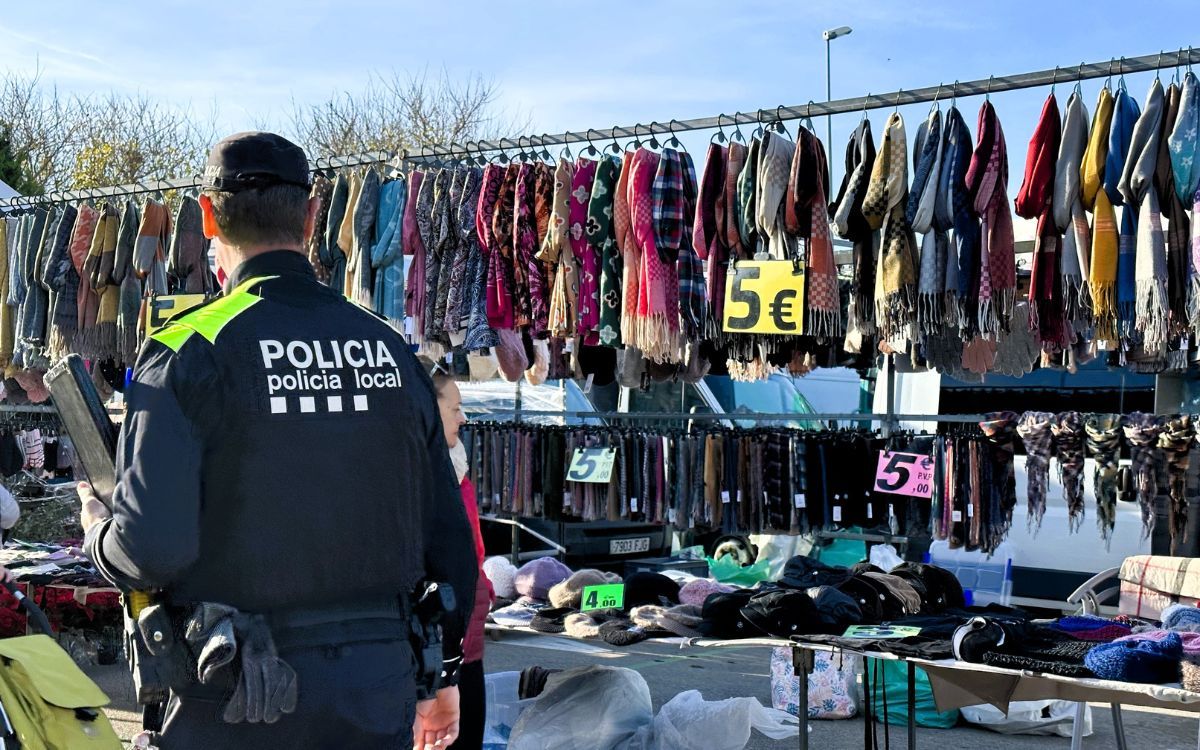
[874,451,935,499]
[568,448,616,483]
[722,260,806,335]
[582,583,625,612]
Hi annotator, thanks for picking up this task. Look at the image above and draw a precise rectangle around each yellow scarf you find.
[1081,87,1115,211]
[1089,190,1119,342]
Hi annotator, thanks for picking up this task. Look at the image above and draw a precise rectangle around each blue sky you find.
[0,0,1196,236]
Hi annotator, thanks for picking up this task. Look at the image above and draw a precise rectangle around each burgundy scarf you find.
[477,164,514,330]
[571,158,600,344]
[966,102,1016,336]
[695,143,727,334]
[1017,94,1067,351]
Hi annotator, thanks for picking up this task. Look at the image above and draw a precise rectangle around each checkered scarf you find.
[652,148,687,264]
[757,132,797,260]
[736,137,762,254]
[675,150,705,341]
[966,102,1015,337]
[787,126,839,337]
[912,108,948,336]
[832,119,878,338]
[634,149,681,362]
[862,112,916,341]
[1052,411,1087,532]
[1122,412,1165,540]
[1017,411,1056,532]
[1085,414,1123,545]
[1158,415,1194,554]
[1157,82,1191,365]
[978,411,1019,548]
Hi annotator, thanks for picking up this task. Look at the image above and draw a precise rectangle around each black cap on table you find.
[202,132,311,192]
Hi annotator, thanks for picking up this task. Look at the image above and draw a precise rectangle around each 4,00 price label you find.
[874,451,934,499]
[582,584,625,612]
[568,448,616,483]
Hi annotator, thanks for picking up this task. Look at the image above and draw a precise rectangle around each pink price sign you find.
[874,451,935,499]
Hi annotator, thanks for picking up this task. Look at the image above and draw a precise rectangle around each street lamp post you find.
[822,26,853,165]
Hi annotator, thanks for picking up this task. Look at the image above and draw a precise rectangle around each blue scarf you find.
[1117,208,1138,336]
[939,107,979,330]
[1169,71,1200,204]
[1104,86,1141,206]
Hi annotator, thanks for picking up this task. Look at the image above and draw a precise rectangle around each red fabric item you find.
[459,478,493,664]
[1015,94,1062,220]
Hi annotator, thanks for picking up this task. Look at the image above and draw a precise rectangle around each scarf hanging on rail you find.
[862,112,916,342]
[1158,415,1193,554]
[1017,93,1065,351]
[543,158,575,338]
[912,107,949,337]
[977,411,1018,551]
[736,137,761,255]
[370,174,406,331]
[77,205,117,363]
[1155,81,1191,365]
[403,170,428,332]
[516,163,550,337]
[832,119,878,342]
[112,200,141,363]
[571,158,599,344]
[42,203,79,359]
[756,131,797,260]
[789,125,839,338]
[966,102,1015,337]
[1055,90,1092,339]
[491,165,519,332]
[1085,414,1123,545]
[674,150,705,343]
[1107,86,1141,343]
[324,173,349,296]
[349,167,381,310]
[630,147,677,363]
[619,150,642,347]
[695,143,726,336]
[453,169,486,345]
[588,156,621,346]
[1119,79,1168,358]
[1017,410,1055,532]
[939,106,977,336]
[1169,71,1200,205]
[1083,86,1118,341]
[306,174,333,284]
[1122,411,1164,539]
[1051,411,1087,532]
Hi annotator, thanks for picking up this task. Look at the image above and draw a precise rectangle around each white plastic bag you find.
[869,543,904,572]
[960,700,1092,738]
[508,666,652,750]
[625,690,800,750]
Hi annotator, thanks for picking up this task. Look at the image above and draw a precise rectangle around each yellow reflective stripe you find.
[148,275,278,350]
[150,324,194,352]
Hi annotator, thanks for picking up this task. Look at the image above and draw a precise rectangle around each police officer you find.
[80,132,478,749]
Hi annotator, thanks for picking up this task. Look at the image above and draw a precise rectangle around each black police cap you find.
[202,132,311,192]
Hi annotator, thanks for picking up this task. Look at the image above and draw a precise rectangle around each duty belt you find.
[267,599,411,651]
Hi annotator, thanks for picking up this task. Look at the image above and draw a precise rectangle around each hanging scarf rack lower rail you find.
[1,47,1195,209]
[471,410,987,423]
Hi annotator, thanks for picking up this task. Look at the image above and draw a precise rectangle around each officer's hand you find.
[413,686,460,750]
[77,482,111,533]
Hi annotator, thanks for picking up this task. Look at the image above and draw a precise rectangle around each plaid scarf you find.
[675,151,705,341]
[1085,414,1123,545]
[832,119,878,339]
[788,126,839,337]
[1170,71,1200,204]
[1156,83,1192,366]
[756,132,797,260]
[908,108,944,233]
[939,107,977,333]
[1017,410,1056,532]
[966,102,1015,337]
[1052,411,1087,532]
[1056,91,1093,334]
[1122,412,1165,540]
[1158,415,1194,554]
[653,148,688,263]
[736,137,762,254]
[590,156,624,347]
[722,142,748,259]
[978,411,1019,550]
[862,112,916,341]
[633,149,681,362]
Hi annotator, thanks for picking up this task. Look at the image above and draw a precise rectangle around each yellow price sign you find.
[722,260,805,335]
[145,294,209,337]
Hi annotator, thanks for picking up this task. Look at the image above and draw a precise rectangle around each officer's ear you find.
[198,194,220,240]
[303,196,320,244]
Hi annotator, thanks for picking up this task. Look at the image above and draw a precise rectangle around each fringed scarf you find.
[82,204,119,361]
[789,126,839,337]
[619,150,642,346]
[168,196,209,294]
[1017,410,1055,532]
[1017,93,1064,351]
[862,112,916,341]
[1156,82,1192,366]
[832,120,878,339]
[1122,411,1165,540]
[966,102,1015,337]
[1055,91,1092,334]
[1083,87,1118,340]
[42,204,79,358]
[543,158,577,338]
[133,199,170,295]
[1108,87,1141,341]
[696,143,727,337]
[736,137,762,255]
[756,132,797,260]
[589,156,623,346]
[674,150,705,342]
[1120,80,1168,357]
[1170,72,1200,205]
[1085,413,1123,545]
[570,158,599,343]
[939,107,977,334]
[348,167,380,310]
[1158,415,1193,554]
[912,108,948,336]
[978,411,1019,546]
[640,148,684,362]
[1051,411,1087,532]
[722,142,748,260]
[113,200,142,363]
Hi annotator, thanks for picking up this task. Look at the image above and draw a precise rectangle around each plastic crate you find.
[483,671,537,749]
[924,541,1013,607]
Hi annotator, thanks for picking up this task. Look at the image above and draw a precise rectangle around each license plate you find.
[610,537,650,555]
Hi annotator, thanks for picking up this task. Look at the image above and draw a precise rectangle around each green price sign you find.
[581,583,625,612]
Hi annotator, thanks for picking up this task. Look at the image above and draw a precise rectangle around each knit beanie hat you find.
[1115,628,1200,656]
[679,579,737,607]
[483,556,519,600]
[1184,658,1200,692]
[564,612,603,639]
[549,569,622,609]
[1163,604,1200,632]
[599,618,649,647]
[623,572,681,609]
[515,557,573,602]
[1050,615,1134,642]
[529,607,576,634]
[1085,631,1183,683]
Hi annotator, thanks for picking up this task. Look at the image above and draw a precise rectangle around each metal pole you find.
[826,37,833,158]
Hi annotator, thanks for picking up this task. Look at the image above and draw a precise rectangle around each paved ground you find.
[89,631,1200,749]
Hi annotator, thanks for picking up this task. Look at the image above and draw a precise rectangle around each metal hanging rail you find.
[470,410,987,423]
[2,47,1195,209]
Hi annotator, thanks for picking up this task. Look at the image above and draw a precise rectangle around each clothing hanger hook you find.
[609,126,623,154]
[1074,62,1084,97]
[712,114,728,144]
[647,122,661,150]
[930,83,943,113]
[951,79,959,107]
[1050,66,1059,95]
[667,119,683,149]
[860,93,871,122]
[1157,51,1165,81]
[985,75,994,102]
[893,88,902,113]
[802,101,816,132]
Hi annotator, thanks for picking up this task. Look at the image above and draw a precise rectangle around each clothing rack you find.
[1,47,1195,210]
[476,410,986,423]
